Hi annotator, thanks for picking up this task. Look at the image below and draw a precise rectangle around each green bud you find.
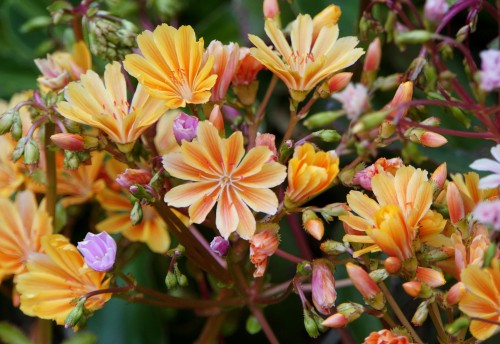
[483,243,497,268]
[420,116,440,126]
[64,150,80,169]
[245,315,262,334]
[0,109,15,135]
[419,248,449,262]
[278,140,294,163]
[384,12,397,42]
[165,271,177,289]
[445,316,470,335]
[336,302,364,322]
[130,201,143,225]
[129,184,156,203]
[313,129,341,142]
[177,274,188,287]
[352,110,390,133]
[395,30,434,45]
[320,203,348,221]
[296,261,312,276]
[411,301,429,326]
[167,244,185,258]
[65,297,86,329]
[83,135,99,150]
[10,114,23,140]
[373,73,402,91]
[369,269,388,283]
[23,139,40,165]
[455,25,469,43]
[450,106,471,128]
[303,110,344,129]
[320,240,347,255]
[304,310,320,338]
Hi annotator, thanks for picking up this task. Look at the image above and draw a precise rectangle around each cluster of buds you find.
[165,245,188,289]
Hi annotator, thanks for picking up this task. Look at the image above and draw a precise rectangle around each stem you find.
[400,118,495,139]
[379,282,423,344]
[275,249,304,264]
[429,302,448,344]
[286,213,314,261]
[250,305,279,344]
[255,75,278,125]
[196,312,226,343]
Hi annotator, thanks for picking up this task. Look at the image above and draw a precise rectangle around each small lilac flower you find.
[470,144,500,189]
[331,83,369,120]
[479,50,500,92]
[210,236,230,257]
[424,0,449,23]
[77,232,117,272]
[472,200,500,230]
[173,112,199,144]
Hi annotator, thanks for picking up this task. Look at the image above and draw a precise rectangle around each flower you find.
[204,40,240,103]
[96,188,178,253]
[331,83,369,119]
[249,13,364,101]
[15,234,111,326]
[163,121,286,239]
[116,168,153,190]
[311,259,336,315]
[0,135,25,197]
[479,50,500,92]
[123,24,217,108]
[249,227,279,277]
[472,199,500,230]
[285,143,339,207]
[173,112,199,143]
[0,190,52,283]
[341,166,447,259]
[459,259,500,340]
[470,144,500,188]
[77,232,117,272]
[363,329,413,344]
[232,47,265,86]
[255,133,278,161]
[50,133,85,151]
[424,0,449,23]
[57,62,168,152]
[352,157,403,190]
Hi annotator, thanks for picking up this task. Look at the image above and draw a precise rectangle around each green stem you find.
[379,282,423,344]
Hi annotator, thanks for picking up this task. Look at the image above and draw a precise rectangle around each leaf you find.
[20,16,51,33]
[0,322,33,344]
[46,1,73,12]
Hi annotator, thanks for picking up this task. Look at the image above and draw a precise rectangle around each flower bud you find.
[83,135,100,150]
[430,162,447,190]
[296,261,312,276]
[130,201,143,225]
[445,282,466,305]
[312,129,341,143]
[311,259,336,315]
[320,240,347,255]
[210,236,230,257]
[304,310,320,338]
[263,0,279,19]
[320,203,348,221]
[0,109,15,135]
[369,269,389,283]
[255,133,278,161]
[23,139,40,166]
[302,210,324,240]
[327,72,353,93]
[34,54,70,91]
[65,297,87,329]
[446,182,464,224]
[446,316,470,335]
[384,256,402,273]
[346,262,385,310]
[411,301,429,326]
[303,110,344,130]
[312,5,341,41]
[385,81,413,119]
[278,139,293,163]
[379,120,396,139]
[321,313,349,328]
[10,112,23,140]
[173,112,199,143]
[209,105,224,132]
[116,169,153,190]
[402,281,422,298]
[51,133,85,151]
[416,267,446,288]
[77,232,117,272]
[408,128,448,147]
[395,30,434,45]
[337,302,364,322]
[424,0,449,23]
[165,270,178,289]
[363,38,381,73]
[352,110,390,133]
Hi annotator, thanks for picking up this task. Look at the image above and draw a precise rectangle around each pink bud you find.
[116,169,153,189]
[210,236,230,257]
[209,105,225,132]
[446,282,466,305]
[446,182,465,224]
[402,281,422,298]
[173,112,199,143]
[430,162,447,189]
[255,133,278,161]
[346,263,381,299]
[363,38,381,73]
[322,313,349,328]
[311,259,336,315]
[263,0,279,19]
[50,133,85,151]
[419,131,448,147]
[77,232,117,272]
[327,72,352,93]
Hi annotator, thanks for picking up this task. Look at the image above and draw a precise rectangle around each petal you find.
[469,317,499,340]
[237,187,279,214]
[478,174,500,189]
[164,181,219,208]
[163,152,204,181]
[223,131,245,175]
[461,265,499,305]
[459,292,498,318]
[470,158,500,173]
[96,214,131,234]
[215,187,238,239]
[233,146,272,178]
[490,144,500,162]
[188,187,220,224]
[346,191,380,225]
[372,172,398,206]
[236,163,287,189]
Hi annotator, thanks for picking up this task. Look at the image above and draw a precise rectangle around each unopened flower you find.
[311,259,336,315]
[331,83,369,119]
[479,50,500,92]
[322,313,349,328]
[385,81,413,119]
[408,129,448,147]
[470,144,500,188]
[77,232,117,272]
[34,55,70,91]
[364,329,413,344]
[116,168,153,190]
[0,190,52,283]
[472,199,500,230]
[446,282,466,305]
[163,121,286,239]
[302,210,325,240]
[363,38,381,73]
[57,62,168,152]
[459,259,500,340]
[327,72,352,93]
[263,0,279,19]
[255,133,278,161]
[312,5,342,42]
[346,262,384,310]
[124,24,217,108]
[204,41,240,102]
[415,267,445,288]
[249,13,364,101]
[424,0,449,23]
[446,182,465,224]
[285,143,339,207]
[210,236,230,257]
[15,234,111,326]
[322,302,364,328]
[352,157,403,190]
[249,228,280,277]
[51,133,85,151]
[208,105,224,132]
[430,162,447,189]
[173,112,199,143]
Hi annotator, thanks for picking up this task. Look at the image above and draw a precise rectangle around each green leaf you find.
[46,1,73,12]
[20,16,51,33]
[0,322,33,344]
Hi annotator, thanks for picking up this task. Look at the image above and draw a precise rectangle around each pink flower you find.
[331,83,369,119]
[424,0,449,23]
[173,112,199,143]
[472,200,500,230]
[353,157,403,190]
[204,41,240,103]
[77,232,117,272]
[480,50,500,92]
[470,144,500,188]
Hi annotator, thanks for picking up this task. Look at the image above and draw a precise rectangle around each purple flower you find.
[473,200,500,231]
[470,144,500,189]
[480,50,500,92]
[77,232,117,272]
[173,112,199,143]
[210,236,230,257]
[424,0,449,23]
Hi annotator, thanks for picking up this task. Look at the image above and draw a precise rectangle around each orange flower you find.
[163,121,286,239]
[340,165,447,259]
[285,143,339,207]
[96,188,187,253]
[123,24,217,108]
[249,13,363,101]
[15,234,111,326]
[363,329,414,344]
[204,40,240,103]
[0,135,24,197]
[0,191,52,283]
[459,259,500,340]
[57,62,168,152]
